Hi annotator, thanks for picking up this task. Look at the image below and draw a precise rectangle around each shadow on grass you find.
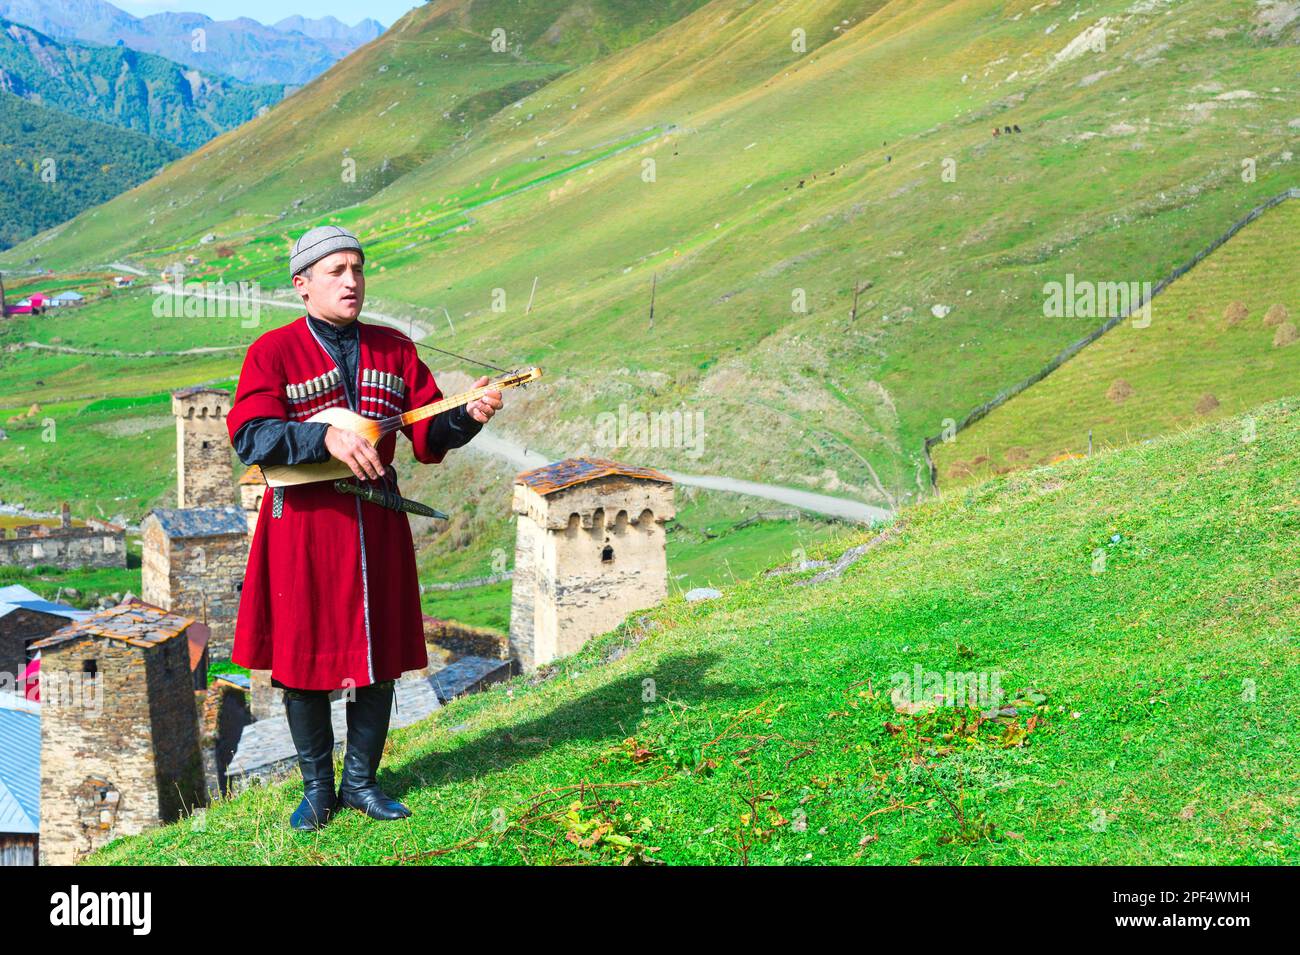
[387,651,773,797]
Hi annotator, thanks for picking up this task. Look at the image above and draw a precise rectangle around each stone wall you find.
[38,632,204,865]
[424,617,508,660]
[0,524,126,570]
[507,511,542,669]
[198,682,252,798]
[141,525,247,661]
[248,670,282,722]
[551,508,669,659]
[0,608,68,684]
[240,483,265,535]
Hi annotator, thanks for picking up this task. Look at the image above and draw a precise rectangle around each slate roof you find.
[214,672,251,691]
[146,506,248,538]
[30,600,193,652]
[0,696,40,835]
[428,656,514,702]
[515,457,672,497]
[172,385,230,400]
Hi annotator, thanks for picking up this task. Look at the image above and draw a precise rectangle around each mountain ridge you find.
[0,15,284,151]
[0,0,385,85]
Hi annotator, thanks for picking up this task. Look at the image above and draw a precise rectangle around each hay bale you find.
[1263,303,1289,327]
[1223,301,1249,325]
[1272,321,1298,347]
[1195,393,1220,415]
[1106,379,1135,402]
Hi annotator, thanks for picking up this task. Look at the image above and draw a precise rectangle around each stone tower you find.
[172,386,234,508]
[237,465,268,535]
[508,457,675,671]
[32,601,206,865]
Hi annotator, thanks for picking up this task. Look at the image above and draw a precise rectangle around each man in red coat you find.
[227,225,503,830]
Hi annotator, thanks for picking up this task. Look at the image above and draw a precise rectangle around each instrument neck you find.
[377,382,500,435]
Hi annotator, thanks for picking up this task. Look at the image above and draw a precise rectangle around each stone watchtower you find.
[31,601,206,865]
[508,457,675,671]
[172,386,235,508]
[237,465,268,535]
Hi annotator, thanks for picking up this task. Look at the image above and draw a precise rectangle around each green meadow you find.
[933,197,1300,485]
[91,399,1300,864]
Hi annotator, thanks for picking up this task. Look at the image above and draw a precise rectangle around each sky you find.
[111,0,422,28]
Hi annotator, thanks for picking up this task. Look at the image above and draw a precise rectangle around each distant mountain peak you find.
[0,0,385,86]
[272,14,385,44]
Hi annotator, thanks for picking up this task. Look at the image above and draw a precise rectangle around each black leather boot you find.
[337,679,411,821]
[282,687,338,831]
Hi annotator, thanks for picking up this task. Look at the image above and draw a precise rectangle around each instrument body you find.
[260,366,541,488]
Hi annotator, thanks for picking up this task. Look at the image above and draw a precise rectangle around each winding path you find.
[466,432,892,524]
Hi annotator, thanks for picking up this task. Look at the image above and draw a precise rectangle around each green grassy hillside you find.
[933,196,1300,486]
[0,0,713,267]
[3,0,1295,513]
[91,397,1300,864]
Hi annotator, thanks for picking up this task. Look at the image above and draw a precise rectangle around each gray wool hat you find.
[290,225,364,280]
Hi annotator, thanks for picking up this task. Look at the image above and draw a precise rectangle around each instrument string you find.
[410,340,512,374]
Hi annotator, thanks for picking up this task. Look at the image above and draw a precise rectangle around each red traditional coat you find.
[226,315,450,691]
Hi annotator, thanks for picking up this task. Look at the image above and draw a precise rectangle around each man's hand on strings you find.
[465,375,503,425]
[325,425,385,481]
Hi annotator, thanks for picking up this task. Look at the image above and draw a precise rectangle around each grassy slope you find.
[3,0,1295,512]
[1,0,713,267]
[93,397,1300,865]
[933,197,1300,485]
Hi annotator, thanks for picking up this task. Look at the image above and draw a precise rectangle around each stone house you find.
[31,601,206,866]
[0,585,89,690]
[140,507,248,660]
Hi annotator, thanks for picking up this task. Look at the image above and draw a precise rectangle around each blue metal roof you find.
[147,506,247,538]
[0,700,39,835]
[0,585,41,604]
[0,584,89,622]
